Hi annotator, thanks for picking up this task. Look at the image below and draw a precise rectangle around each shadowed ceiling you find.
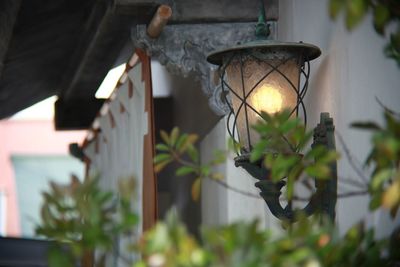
[0,0,277,128]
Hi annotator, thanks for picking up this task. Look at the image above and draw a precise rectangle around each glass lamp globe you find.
[207,41,321,153]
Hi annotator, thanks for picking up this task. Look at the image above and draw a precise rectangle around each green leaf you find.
[149,224,170,251]
[176,166,196,176]
[160,130,170,145]
[200,166,211,177]
[371,169,393,190]
[296,131,313,150]
[210,173,224,181]
[134,262,147,267]
[187,145,199,163]
[154,153,172,164]
[305,164,331,179]
[286,175,295,200]
[369,192,382,210]
[319,151,339,164]
[154,159,172,173]
[385,111,400,134]
[345,0,367,30]
[211,150,226,165]
[155,143,170,152]
[227,137,242,154]
[250,139,268,162]
[373,4,390,34]
[329,0,345,18]
[122,213,139,228]
[306,145,328,160]
[48,246,74,267]
[385,35,400,65]
[390,202,399,218]
[279,118,300,133]
[178,134,199,153]
[175,133,188,151]
[382,178,400,210]
[191,178,201,202]
[170,127,180,147]
[288,164,304,183]
[266,154,300,182]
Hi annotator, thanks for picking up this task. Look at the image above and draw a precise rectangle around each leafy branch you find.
[136,210,393,267]
[35,176,138,267]
[250,110,339,200]
[154,127,259,201]
[352,111,400,217]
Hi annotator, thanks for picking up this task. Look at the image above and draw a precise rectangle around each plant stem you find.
[207,176,261,199]
[336,132,369,183]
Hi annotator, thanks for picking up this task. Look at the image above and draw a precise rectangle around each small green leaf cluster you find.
[154,128,200,173]
[329,0,400,65]
[137,211,391,267]
[135,210,209,267]
[35,175,138,267]
[352,112,400,217]
[251,110,339,200]
[154,127,226,201]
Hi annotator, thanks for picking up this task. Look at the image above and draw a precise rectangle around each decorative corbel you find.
[131,22,277,115]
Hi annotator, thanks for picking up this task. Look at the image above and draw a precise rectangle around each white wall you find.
[279,0,400,236]
[201,0,400,237]
[151,60,173,97]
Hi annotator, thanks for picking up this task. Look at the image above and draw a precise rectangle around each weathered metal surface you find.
[207,41,322,65]
[132,22,278,115]
[236,113,338,221]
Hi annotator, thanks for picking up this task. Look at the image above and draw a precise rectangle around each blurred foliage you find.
[36,176,138,267]
[329,0,400,65]
[135,210,209,267]
[352,111,400,217]
[154,127,226,201]
[155,110,338,201]
[38,109,400,266]
[137,211,393,267]
[149,109,400,266]
[250,110,339,200]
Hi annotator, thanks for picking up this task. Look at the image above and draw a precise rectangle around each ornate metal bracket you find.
[131,22,277,115]
[235,113,338,221]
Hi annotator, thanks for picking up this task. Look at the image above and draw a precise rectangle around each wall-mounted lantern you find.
[207,1,337,221]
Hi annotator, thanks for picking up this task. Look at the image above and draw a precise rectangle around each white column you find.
[201,119,281,230]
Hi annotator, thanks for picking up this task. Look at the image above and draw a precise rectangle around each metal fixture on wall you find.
[207,0,337,221]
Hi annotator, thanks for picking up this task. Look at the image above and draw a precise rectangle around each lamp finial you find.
[255,0,270,39]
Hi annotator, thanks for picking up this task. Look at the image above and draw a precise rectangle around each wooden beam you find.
[0,0,21,77]
[60,2,157,101]
[59,1,115,100]
[0,0,98,119]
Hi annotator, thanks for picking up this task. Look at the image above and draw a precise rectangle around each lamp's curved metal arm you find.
[235,113,337,221]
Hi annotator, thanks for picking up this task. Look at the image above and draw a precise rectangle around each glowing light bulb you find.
[251,84,283,114]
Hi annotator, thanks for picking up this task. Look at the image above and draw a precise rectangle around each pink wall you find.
[0,120,85,236]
